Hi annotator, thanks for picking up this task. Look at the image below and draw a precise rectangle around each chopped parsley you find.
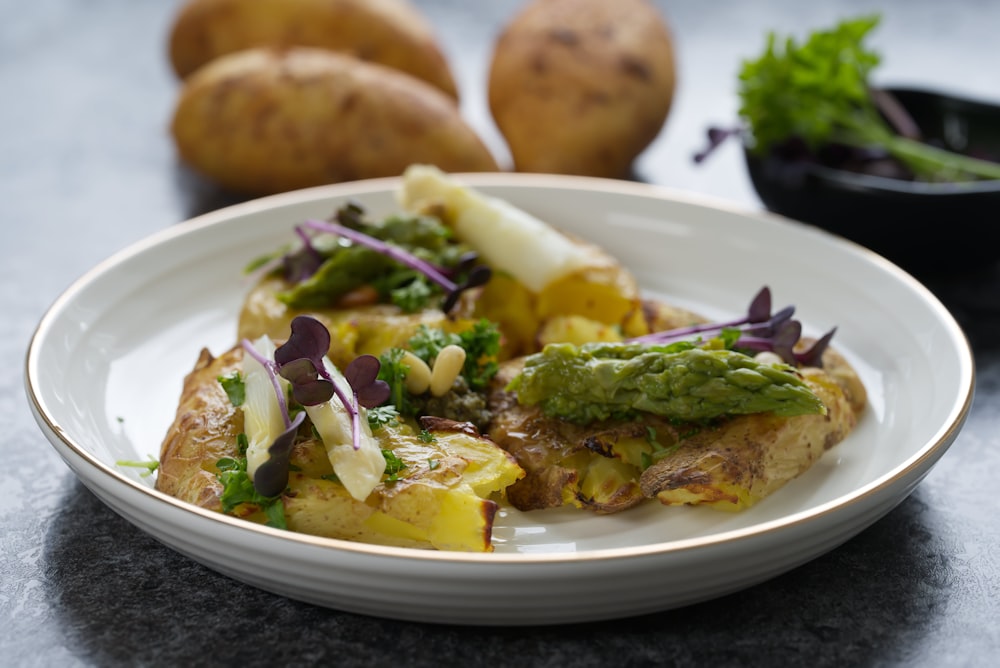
[116,456,159,477]
[216,448,286,529]
[217,372,246,407]
[377,347,417,417]
[367,404,400,430]
[381,449,407,482]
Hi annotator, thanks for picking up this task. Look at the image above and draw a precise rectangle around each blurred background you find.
[6,0,998,240]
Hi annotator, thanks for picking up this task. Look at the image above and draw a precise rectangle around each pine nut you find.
[429,345,467,396]
[754,351,785,366]
[401,351,432,394]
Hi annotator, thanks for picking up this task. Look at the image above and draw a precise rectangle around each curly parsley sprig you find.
[699,15,1000,182]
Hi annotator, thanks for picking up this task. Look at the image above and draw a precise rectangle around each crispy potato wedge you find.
[156,347,236,510]
[639,363,859,510]
[168,0,458,98]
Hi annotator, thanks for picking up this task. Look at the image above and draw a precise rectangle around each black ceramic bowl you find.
[745,87,1000,274]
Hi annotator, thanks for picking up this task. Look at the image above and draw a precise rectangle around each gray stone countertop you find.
[3,1,999,665]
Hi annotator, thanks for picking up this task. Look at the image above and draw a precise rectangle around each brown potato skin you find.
[169,0,458,98]
[639,365,859,510]
[170,47,498,196]
[488,0,676,177]
[156,346,242,511]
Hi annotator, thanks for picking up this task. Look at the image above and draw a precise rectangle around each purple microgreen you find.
[736,319,803,365]
[303,218,454,288]
[773,319,803,363]
[252,410,306,498]
[335,199,366,226]
[279,357,335,405]
[736,317,837,367]
[345,355,391,408]
[630,287,778,344]
[299,218,490,313]
[441,264,492,313]
[272,316,360,450]
[740,304,796,338]
[275,316,390,451]
[627,287,836,368]
[693,125,744,164]
[795,327,837,367]
[244,316,391,502]
[747,286,773,323]
[274,315,332,372]
[451,251,482,276]
[282,226,325,284]
[274,316,337,406]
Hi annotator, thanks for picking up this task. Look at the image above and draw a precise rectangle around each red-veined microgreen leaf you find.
[252,410,306,498]
[282,225,325,283]
[628,287,835,368]
[345,354,391,409]
[274,315,332,374]
[278,357,335,406]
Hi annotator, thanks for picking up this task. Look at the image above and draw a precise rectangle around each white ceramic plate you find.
[25,174,972,625]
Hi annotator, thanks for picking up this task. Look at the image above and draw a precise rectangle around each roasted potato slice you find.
[156,345,523,552]
[487,357,667,513]
[156,347,237,510]
[486,344,865,514]
[639,363,858,510]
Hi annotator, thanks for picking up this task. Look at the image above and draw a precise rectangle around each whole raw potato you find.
[488,0,676,177]
[169,0,458,98]
[170,48,498,195]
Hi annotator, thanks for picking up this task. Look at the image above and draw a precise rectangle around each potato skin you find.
[488,0,676,177]
[155,346,240,511]
[169,0,458,98]
[170,47,498,195]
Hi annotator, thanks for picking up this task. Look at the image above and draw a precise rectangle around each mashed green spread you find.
[507,342,825,425]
